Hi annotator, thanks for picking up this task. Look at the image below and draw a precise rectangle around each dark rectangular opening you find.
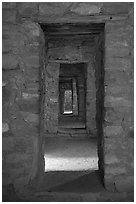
[59,63,86,129]
[39,22,105,193]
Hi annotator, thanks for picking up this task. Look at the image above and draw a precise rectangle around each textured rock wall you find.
[2,2,133,193]
[103,3,134,192]
[44,62,60,133]
[2,3,44,190]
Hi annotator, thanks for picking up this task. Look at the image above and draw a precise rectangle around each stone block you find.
[14,137,33,153]
[2,173,12,186]
[105,57,131,71]
[11,118,39,137]
[105,21,130,34]
[105,47,129,58]
[25,68,39,82]
[19,100,39,114]
[2,54,18,70]
[70,3,102,15]
[2,2,16,9]
[104,175,116,192]
[2,84,11,103]
[105,96,133,107]
[14,175,30,190]
[20,111,39,125]
[9,167,25,179]
[104,154,120,164]
[22,92,39,100]
[2,137,15,152]
[24,43,40,55]
[126,128,134,138]
[2,39,14,53]
[105,70,132,86]
[105,33,129,48]
[3,105,10,122]
[2,9,16,23]
[105,84,132,97]
[102,2,129,14]
[6,153,32,164]
[104,126,123,137]
[2,81,8,87]
[21,21,40,38]
[2,24,18,39]
[23,55,40,68]
[104,137,134,157]
[105,107,124,124]
[17,2,38,16]
[115,175,134,192]
[105,166,127,175]
[2,123,9,133]
[39,2,71,16]
[27,82,39,92]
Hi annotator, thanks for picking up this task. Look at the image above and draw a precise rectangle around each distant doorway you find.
[59,63,86,129]
[40,23,105,186]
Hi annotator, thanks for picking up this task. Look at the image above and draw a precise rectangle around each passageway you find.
[39,22,104,193]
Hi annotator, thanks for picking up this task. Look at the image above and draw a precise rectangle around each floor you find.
[3,138,134,201]
[3,170,133,202]
[43,137,98,172]
[37,170,103,192]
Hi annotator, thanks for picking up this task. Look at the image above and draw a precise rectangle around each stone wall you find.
[103,4,134,192]
[2,2,133,193]
[2,3,44,189]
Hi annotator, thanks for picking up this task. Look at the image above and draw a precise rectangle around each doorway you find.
[39,23,105,191]
[59,63,86,129]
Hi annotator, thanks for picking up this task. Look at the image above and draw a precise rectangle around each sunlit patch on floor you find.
[44,138,98,172]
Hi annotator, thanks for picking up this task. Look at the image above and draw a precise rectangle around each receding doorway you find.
[59,63,86,129]
[39,22,105,191]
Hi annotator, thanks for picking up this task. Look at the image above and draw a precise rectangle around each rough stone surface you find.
[39,3,71,16]
[104,5,133,188]
[104,126,123,137]
[2,9,16,23]
[105,96,133,107]
[102,2,129,14]
[105,47,130,58]
[2,2,16,9]
[70,3,103,15]
[19,100,39,114]
[2,54,19,70]
[22,92,39,100]
[104,175,116,192]
[104,155,119,165]
[21,112,39,125]
[17,2,39,16]
[105,166,127,175]
[2,123,9,132]
[6,153,32,164]
[105,57,131,71]
[115,175,134,192]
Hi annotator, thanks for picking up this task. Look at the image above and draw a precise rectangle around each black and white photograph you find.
[2,1,134,202]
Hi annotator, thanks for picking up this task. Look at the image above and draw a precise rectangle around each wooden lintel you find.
[37,14,128,24]
[48,60,89,64]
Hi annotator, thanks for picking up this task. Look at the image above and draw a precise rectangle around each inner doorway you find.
[40,22,104,190]
[59,63,86,129]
